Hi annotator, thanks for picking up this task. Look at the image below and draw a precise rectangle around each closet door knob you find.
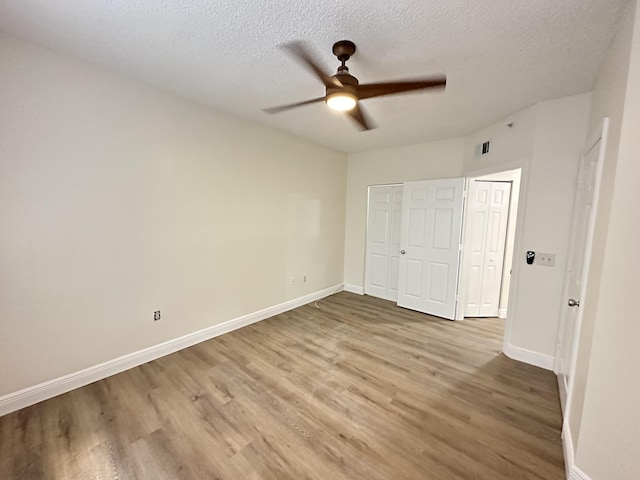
[400,250,406,255]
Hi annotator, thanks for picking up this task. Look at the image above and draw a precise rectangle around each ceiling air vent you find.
[475,140,490,157]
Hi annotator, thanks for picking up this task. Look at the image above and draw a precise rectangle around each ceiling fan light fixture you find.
[264,40,446,131]
[326,92,357,111]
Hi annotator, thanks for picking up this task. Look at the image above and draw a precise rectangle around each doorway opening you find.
[459,168,522,320]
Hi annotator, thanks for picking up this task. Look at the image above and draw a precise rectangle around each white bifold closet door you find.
[463,181,511,317]
[364,185,403,301]
[397,178,466,320]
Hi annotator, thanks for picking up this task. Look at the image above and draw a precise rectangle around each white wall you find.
[343,138,466,289]
[512,95,591,358]
[571,1,640,478]
[0,34,347,397]
[568,0,636,451]
[343,93,590,367]
[464,94,591,363]
[463,107,537,175]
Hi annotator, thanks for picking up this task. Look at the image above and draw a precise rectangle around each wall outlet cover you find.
[536,253,556,266]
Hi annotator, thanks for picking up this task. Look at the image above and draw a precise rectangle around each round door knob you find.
[400,250,406,255]
[568,298,580,307]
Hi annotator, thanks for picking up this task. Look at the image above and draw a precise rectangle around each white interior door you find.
[365,185,403,301]
[388,186,403,301]
[397,178,466,320]
[464,181,511,317]
[555,119,608,413]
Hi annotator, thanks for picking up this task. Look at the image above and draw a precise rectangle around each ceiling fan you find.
[264,40,446,131]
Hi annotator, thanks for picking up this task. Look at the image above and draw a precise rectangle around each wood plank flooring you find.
[0,292,565,479]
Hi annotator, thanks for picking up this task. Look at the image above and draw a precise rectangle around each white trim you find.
[0,284,343,417]
[497,308,508,319]
[368,182,403,188]
[501,159,531,362]
[503,343,554,370]
[344,284,364,295]
[571,466,591,480]
[463,158,528,179]
[563,420,575,480]
[563,421,593,480]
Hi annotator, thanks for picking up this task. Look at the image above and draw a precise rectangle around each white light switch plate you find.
[536,253,556,266]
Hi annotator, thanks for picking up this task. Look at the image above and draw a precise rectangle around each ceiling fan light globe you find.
[326,93,357,111]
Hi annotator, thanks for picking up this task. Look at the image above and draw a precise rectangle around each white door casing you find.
[464,181,512,317]
[397,178,466,320]
[365,185,403,301]
[555,118,608,414]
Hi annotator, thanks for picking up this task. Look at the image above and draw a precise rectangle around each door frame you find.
[458,159,531,360]
[460,179,514,318]
[556,117,609,418]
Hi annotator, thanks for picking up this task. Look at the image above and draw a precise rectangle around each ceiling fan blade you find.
[263,96,326,114]
[282,42,342,88]
[355,76,446,100]
[347,104,375,131]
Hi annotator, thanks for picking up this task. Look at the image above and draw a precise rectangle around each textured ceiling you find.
[0,0,629,153]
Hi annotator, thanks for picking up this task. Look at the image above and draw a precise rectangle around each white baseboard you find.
[563,421,592,480]
[497,308,508,319]
[571,466,591,480]
[0,284,344,417]
[343,284,364,295]
[503,343,554,371]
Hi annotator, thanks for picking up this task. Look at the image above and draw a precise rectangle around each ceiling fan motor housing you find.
[332,71,358,85]
[326,78,358,99]
[332,40,356,61]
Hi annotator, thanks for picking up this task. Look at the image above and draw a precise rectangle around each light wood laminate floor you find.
[0,292,565,479]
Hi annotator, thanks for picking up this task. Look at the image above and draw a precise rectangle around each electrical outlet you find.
[536,253,556,267]
[154,310,161,321]
[303,275,307,283]
[290,276,295,286]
